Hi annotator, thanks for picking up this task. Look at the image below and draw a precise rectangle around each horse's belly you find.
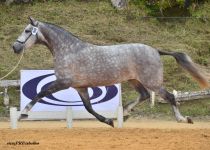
[71,68,135,87]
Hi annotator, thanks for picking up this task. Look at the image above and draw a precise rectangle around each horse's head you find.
[13,17,39,54]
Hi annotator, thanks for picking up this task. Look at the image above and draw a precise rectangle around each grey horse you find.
[13,17,209,127]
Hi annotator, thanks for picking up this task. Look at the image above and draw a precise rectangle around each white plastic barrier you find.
[9,105,123,129]
[117,84,123,128]
[16,70,123,129]
[150,91,155,108]
[66,106,73,128]
[9,107,74,129]
[10,107,17,129]
[117,106,123,128]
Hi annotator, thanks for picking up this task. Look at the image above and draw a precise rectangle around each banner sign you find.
[20,70,121,118]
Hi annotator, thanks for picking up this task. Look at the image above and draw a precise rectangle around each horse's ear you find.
[29,16,38,26]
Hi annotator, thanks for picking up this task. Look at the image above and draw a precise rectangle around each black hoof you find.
[186,116,193,124]
[105,119,114,128]
[18,114,28,120]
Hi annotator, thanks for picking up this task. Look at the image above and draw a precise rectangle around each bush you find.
[132,0,208,16]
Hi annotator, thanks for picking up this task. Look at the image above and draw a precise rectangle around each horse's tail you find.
[158,50,209,88]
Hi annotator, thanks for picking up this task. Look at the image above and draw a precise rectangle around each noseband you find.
[16,26,38,44]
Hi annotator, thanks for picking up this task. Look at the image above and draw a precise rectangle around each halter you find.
[0,25,38,80]
[16,26,38,44]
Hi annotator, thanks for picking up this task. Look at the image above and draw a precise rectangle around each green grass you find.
[130,98,210,120]
[0,0,210,118]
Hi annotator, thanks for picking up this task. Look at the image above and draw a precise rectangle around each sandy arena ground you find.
[1,119,210,150]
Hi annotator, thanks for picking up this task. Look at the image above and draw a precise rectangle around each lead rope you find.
[0,49,24,81]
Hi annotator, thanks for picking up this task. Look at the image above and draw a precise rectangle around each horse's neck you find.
[39,23,87,55]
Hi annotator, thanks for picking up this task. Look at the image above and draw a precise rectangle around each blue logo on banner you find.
[22,74,118,106]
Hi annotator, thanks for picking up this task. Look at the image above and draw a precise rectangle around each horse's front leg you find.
[77,88,114,127]
[19,79,71,120]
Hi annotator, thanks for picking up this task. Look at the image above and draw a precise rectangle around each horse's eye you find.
[25,30,31,33]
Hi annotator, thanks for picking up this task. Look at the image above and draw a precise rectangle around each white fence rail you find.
[0,80,20,87]
[0,80,20,107]
[157,90,210,103]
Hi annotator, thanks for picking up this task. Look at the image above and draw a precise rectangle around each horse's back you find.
[56,43,163,88]
[95,43,163,87]
[98,43,162,69]
[99,43,163,88]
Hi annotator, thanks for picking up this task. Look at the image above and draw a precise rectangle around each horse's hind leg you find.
[77,88,114,127]
[123,80,150,117]
[19,79,70,120]
[158,87,193,123]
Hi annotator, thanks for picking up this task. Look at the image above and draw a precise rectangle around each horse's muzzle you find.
[13,42,24,54]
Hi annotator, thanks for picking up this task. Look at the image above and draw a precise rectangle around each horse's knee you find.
[166,93,176,106]
[159,88,176,106]
[140,91,150,101]
[84,105,93,114]
[37,90,49,98]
